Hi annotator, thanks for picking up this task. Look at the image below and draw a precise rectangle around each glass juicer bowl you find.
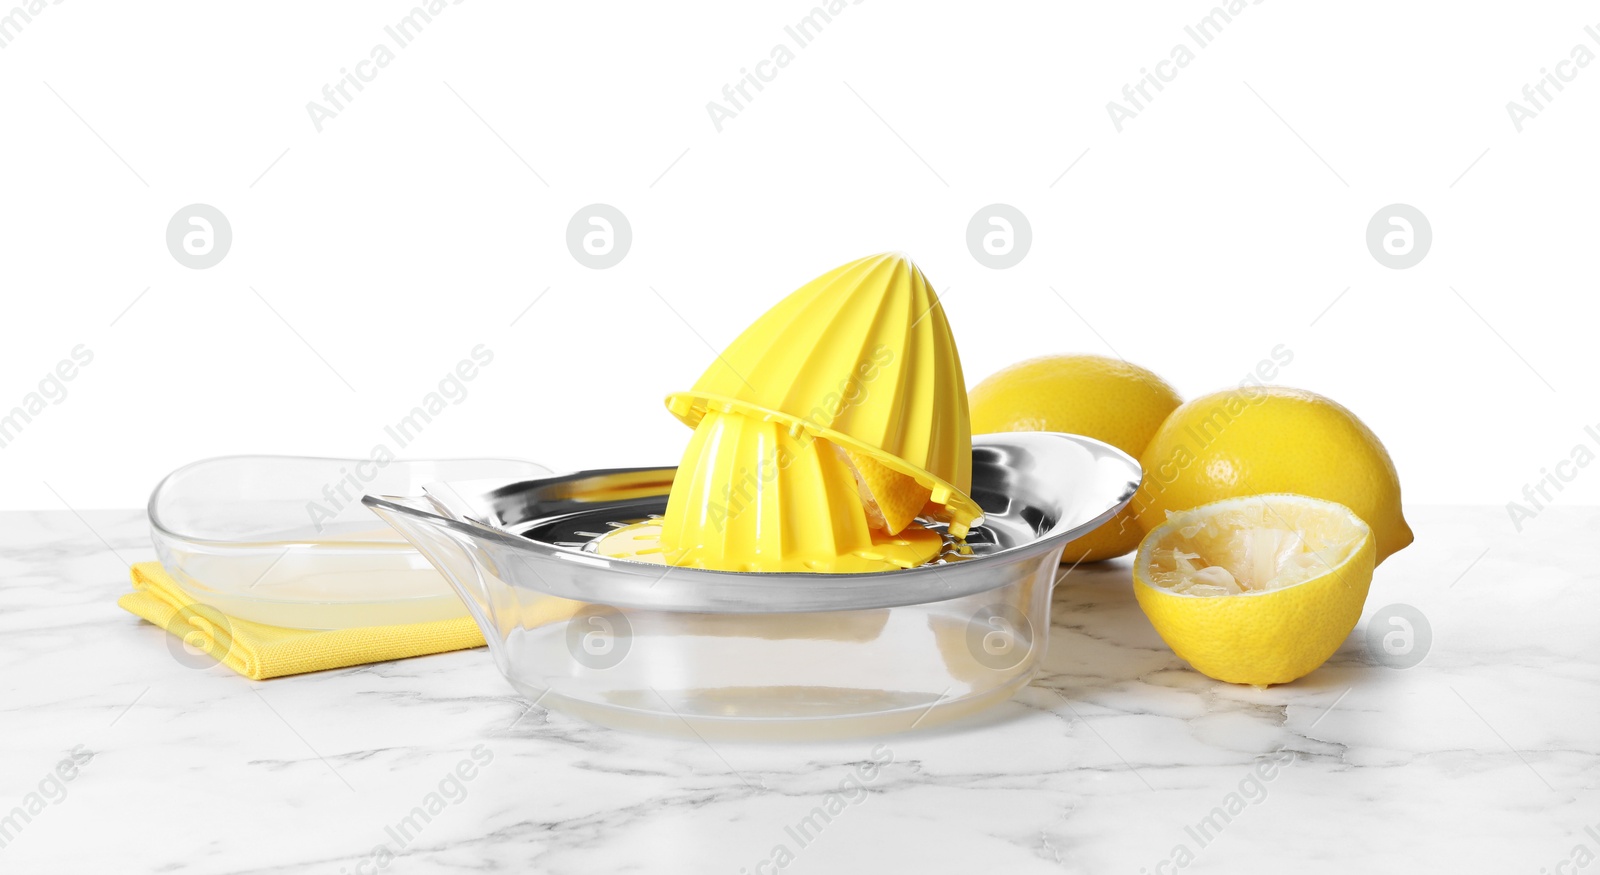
[364,432,1142,740]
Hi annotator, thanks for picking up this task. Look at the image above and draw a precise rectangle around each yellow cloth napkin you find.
[118,562,485,680]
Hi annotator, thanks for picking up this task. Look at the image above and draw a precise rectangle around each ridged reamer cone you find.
[664,253,982,537]
[657,409,943,573]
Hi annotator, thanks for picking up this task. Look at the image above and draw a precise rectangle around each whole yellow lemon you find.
[969,355,1182,562]
[1135,386,1413,563]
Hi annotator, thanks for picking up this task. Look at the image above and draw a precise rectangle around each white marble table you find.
[2,506,1595,874]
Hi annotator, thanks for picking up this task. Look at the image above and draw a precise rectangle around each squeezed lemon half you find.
[1133,494,1376,687]
[838,447,933,537]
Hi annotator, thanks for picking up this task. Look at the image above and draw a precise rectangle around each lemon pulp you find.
[1145,499,1367,596]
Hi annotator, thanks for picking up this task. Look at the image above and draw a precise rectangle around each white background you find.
[2,1,1596,513]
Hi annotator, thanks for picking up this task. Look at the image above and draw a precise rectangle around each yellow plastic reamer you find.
[663,253,982,539]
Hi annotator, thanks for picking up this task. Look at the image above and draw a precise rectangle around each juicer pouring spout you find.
[361,493,511,666]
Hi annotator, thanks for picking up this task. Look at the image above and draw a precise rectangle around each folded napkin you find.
[119,562,484,680]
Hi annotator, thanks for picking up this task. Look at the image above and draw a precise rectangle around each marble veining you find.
[1,507,1597,874]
